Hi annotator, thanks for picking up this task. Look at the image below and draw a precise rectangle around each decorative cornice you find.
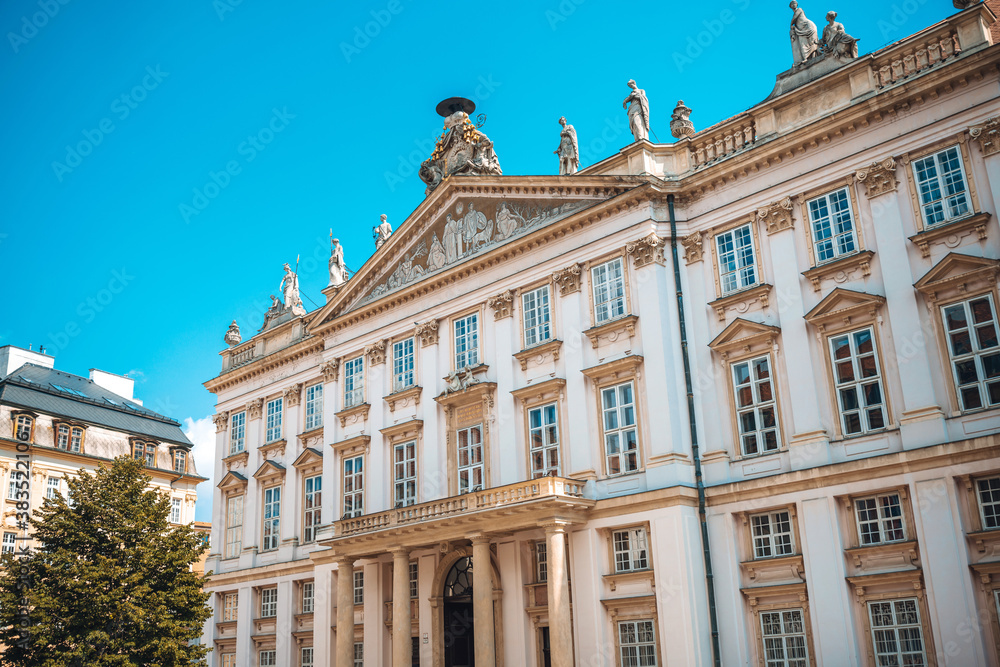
[385,385,422,413]
[855,157,898,198]
[803,288,886,333]
[212,411,230,433]
[487,290,516,320]
[283,383,303,407]
[913,251,1000,304]
[709,284,773,322]
[583,314,639,349]
[513,339,563,371]
[908,212,990,259]
[801,250,875,293]
[330,434,371,457]
[581,355,644,382]
[365,339,388,366]
[625,233,665,268]
[552,263,584,295]
[415,320,440,347]
[205,334,323,395]
[682,232,705,264]
[970,116,1000,157]
[510,377,567,402]
[756,197,795,235]
[335,403,371,429]
[246,398,264,421]
[320,359,340,382]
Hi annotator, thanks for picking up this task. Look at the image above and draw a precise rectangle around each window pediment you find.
[513,339,563,371]
[252,460,286,485]
[708,318,780,358]
[709,283,773,322]
[804,288,885,333]
[292,447,323,476]
[510,378,566,404]
[433,380,497,410]
[217,470,248,492]
[801,250,875,293]
[385,385,422,413]
[582,355,643,384]
[908,212,991,259]
[913,251,1000,304]
[331,434,371,457]
[380,419,423,443]
[584,314,638,350]
[335,402,370,428]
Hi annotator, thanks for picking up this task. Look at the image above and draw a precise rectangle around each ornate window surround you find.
[380,419,424,507]
[434,382,496,497]
[582,355,646,479]
[740,584,817,667]
[900,135,983,235]
[845,572,937,667]
[516,276,558,352]
[449,305,485,372]
[708,214,768,301]
[584,248,634,331]
[511,378,567,480]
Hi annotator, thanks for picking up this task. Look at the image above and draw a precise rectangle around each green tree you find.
[0,456,211,666]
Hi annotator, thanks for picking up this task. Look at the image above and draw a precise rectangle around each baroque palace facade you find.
[203,4,1000,666]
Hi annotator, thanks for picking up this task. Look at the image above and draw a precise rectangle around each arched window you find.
[443,556,473,600]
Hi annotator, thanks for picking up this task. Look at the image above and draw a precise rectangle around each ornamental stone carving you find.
[682,233,705,264]
[224,321,241,347]
[319,359,340,382]
[419,99,502,196]
[283,383,303,407]
[970,116,1000,157]
[626,234,665,268]
[856,158,899,198]
[212,411,230,433]
[246,398,264,420]
[757,197,795,235]
[487,290,516,320]
[365,339,388,366]
[670,100,695,139]
[552,263,584,295]
[415,320,440,347]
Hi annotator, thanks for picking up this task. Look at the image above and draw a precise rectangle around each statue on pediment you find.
[419,98,503,196]
[820,11,858,60]
[623,80,650,143]
[555,116,579,175]
[329,237,348,287]
[374,214,392,250]
[495,202,524,240]
[789,2,819,67]
[280,263,306,316]
[427,233,446,271]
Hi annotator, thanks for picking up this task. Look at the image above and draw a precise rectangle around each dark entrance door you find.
[443,556,475,667]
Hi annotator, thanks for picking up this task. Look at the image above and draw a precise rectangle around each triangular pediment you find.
[708,318,781,353]
[252,459,286,480]
[308,176,646,333]
[914,252,1000,295]
[804,288,885,328]
[292,447,323,470]
[217,470,248,490]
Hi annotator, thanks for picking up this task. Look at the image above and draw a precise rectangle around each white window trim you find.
[759,608,809,667]
[617,619,658,667]
[912,145,972,227]
[260,587,278,619]
[522,284,553,347]
[303,475,321,544]
[304,383,323,431]
[265,397,283,443]
[591,257,627,325]
[393,441,417,507]
[301,581,315,614]
[392,337,416,392]
[343,455,364,519]
[941,294,1000,413]
[829,327,888,437]
[230,411,246,454]
[866,598,927,667]
[453,313,480,370]
[262,486,281,552]
[715,222,759,295]
[806,187,858,264]
[344,356,365,409]
[612,527,649,573]
[731,355,781,457]
[977,476,1000,531]
[749,510,794,560]
[854,492,907,545]
[224,494,243,559]
[602,381,640,476]
[528,402,561,478]
[456,425,484,494]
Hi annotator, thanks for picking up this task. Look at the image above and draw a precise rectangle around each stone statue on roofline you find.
[280,263,306,316]
[820,11,859,60]
[789,1,819,67]
[329,237,347,287]
[374,214,392,250]
[555,116,579,175]
[623,80,650,143]
[418,98,503,196]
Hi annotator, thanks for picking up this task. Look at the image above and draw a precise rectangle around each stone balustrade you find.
[689,118,757,169]
[871,27,961,89]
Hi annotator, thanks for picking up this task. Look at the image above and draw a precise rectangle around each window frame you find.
[229,411,246,454]
[45,476,60,501]
[940,293,1000,414]
[1,532,15,555]
[303,474,322,544]
[132,440,156,467]
[12,412,35,443]
[535,540,548,584]
[301,581,315,614]
[169,497,182,524]
[409,561,419,599]
[343,355,365,409]
[729,354,782,458]
[616,619,658,667]
[452,310,481,370]
[224,494,244,559]
[827,326,890,438]
[343,454,364,519]
[976,475,1000,531]
[713,221,760,296]
[262,486,281,552]
[54,422,85,453]
[259,650,277,667]
[853,491,908,546]
[527,402,561,478]
[759,608,810,667]
[521,283,554,348]
[866,598,927,667]
[601,380,641,477]
[911,144,973,227]
[222,592,238,622]
[353,569,364,606]
[173,449,187,474]
[611,526,650,574]
[590,256,628,325]
[749,509,796,560]
[456,424,485,494]
[804,185,861,265]
[301,647,314,667]
[259,587,278,619]
[393,440,417,507]
[903,138,981,232]
[304,383,323,432]
[392,336,416,392]
[265,397,283,443]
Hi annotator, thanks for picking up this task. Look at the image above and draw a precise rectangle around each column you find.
[234,584,253,667]
[276,579,294,667]
[544,525,574,667]
[392,548,413,667]
[312,563,333,662]
[471,535,496,666]
[336,557,356,667]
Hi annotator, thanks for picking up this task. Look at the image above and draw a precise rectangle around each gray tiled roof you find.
[0,364,193,447]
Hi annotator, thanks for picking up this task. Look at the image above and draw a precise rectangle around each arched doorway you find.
[443,556,475,667]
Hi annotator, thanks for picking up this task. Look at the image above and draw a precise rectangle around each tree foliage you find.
[0,456,211,666]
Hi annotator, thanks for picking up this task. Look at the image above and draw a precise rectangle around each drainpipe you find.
[667,194,722,667]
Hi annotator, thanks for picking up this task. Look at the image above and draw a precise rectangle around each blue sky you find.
[0,0,955,519]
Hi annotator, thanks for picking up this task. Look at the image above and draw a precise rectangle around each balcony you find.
[327,477,593,551]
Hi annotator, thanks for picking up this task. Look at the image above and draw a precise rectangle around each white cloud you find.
[183,416,216,523]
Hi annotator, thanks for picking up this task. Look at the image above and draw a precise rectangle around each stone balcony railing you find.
[334,476,588,538]
[688,118,757,169]
[871,26,962,89]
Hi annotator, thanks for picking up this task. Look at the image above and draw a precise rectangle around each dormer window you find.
[132,441,156,467]
[173,450,187,473]
[55,424,84,453]
[13,414,34,443]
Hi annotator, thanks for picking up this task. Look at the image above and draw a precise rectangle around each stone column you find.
[471,535,496,666]
[544,525,574,667]
[392,548,413,667]
[336,557,356,667]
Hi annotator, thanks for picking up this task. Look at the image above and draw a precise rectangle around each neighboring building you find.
[0,345,204,548]
[193,521,213,575]
[202,4,1000,666]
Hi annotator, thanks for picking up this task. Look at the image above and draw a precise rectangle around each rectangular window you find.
[265,398,283,443]
[977,476,1000,530]
[913,145,970,226]
[618,620,657,667]
[760,609,809,667]
[457,425,484,493]
[262,487,281,551]
[170,498,182,524]
[750,510,794,559]
[56,424,70,450]
[522,285,552,347]
[528,403,560,478]
[716,223,758,294]
[613,527,649,573]
[807,188,857,263]
[133,441,155,467]
[301,581,315,614]
[343,455,364,518]
[354,643,364,667]
[225,495,243,559]
[222,592,238,622]
[14,415,32,442]
[592,258,626,324]
[230,411,246,454]
[393,441,417,507]
[855,492,906,545]
[732,355,780,457]
[46,477,60,500]
[301,647,314,667]
[70,426,83,452]
[602,381,639,476]
[393,338,416,392]
[535,541,548,583]
[2,532,15,555]
[454,313,480,369]
[173,450,186,473]
[409,561,419,599]
[830,328,887,436]
[353,570,364,606]
[259,650,276,667]
[221,655,236,667]
[942,295,1000,412]
[303,475,322,544]
[344,356,365,408]
[260,587,277,618]
[304,384,323,431]
[868,599,926,667]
